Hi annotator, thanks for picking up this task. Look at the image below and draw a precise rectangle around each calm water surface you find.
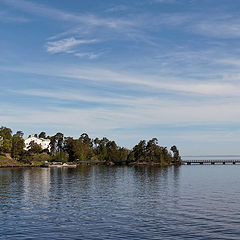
[0,165,240,239]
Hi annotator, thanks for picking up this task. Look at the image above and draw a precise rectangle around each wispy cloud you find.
[0,0,134,29]
[74,52,101,59]
[3,63,240,97]
[45,37,98,56]
[2,92,240,132]
[191,16,240,39]
[153,0,176,3]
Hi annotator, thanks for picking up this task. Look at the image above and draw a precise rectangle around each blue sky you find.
[1,0,240,155]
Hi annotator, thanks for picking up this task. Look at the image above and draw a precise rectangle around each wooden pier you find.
[182,159,240,165]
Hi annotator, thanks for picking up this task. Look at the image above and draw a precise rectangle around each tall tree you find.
[0,126,12,140]
[132,140,146,162]
[55,132,64,152]
[13,131,24,138]
[39,132,46,139]
[171,145,181,165]
[28,141,42,154]
[11,136,24,159]
[0,139,12,153]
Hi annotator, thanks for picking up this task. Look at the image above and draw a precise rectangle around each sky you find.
[1,0,240,155]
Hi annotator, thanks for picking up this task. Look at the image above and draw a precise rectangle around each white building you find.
[24,136,51,151]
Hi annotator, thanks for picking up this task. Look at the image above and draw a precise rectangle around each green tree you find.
[0,139,12,153]
[50,135,56,154]
[146,138,159,162]
[93,137,109,161]
[55,132,64,152]
[0,126,12,140]
[170,145,182,165]
[13,131,24,138]
[11,136,25,159]
[79,133,94,160]
[132,140,146,162]
[64,138,85,162]
[28,141,42,154]
[39,132,46,139]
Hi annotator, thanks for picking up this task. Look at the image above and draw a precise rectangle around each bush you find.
[49,152,69,163]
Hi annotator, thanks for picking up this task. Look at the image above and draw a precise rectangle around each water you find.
[0,166,240,239]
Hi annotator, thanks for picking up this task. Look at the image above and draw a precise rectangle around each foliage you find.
[11,136,25,159]
[50,152,69,163]
[0,126,12,140]
[39,132,46,139]
[28,141,42,154]
[13,131,24,138]
[0,125,182,166]
[19,151,33,164]
[0,139,12,153]
[170,145,182,165]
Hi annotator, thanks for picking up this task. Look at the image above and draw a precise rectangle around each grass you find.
[0,154,27,167]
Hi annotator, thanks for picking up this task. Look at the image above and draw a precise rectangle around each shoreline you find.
[0,161,179,168]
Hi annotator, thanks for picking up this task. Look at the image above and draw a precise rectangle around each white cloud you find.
[192,17,240,39]
[0,0,134,30]
[3,62,240,97]
[2,96,240,133]
[46,37,97,54]
[74,52,101,59]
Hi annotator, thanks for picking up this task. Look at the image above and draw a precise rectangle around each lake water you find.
[0,165,240,239]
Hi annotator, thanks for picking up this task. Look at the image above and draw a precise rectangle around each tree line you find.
[0,126,181,166]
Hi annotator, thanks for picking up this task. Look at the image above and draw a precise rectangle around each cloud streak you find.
[4,63,240,97]
[46,37,98,55]
[0,0,134,29]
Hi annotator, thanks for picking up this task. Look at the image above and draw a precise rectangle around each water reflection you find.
[0,166,240,240]
[23,168,51,203]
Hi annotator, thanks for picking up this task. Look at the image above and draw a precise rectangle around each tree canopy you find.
[0,125,182,166]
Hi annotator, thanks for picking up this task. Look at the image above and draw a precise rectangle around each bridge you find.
[182,159,240,165]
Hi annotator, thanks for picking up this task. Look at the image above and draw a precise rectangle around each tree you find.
[0,126,12,140]
[132,140,146,162]
[19,151,33,164]
[55,132,64,152]
[0,139,12,153]
[171,145,182,165]
[28,141,42,154]
[94,137,109,161]
[80,133,92,147]
[106,140,118,163]
[11,136,25,159]
[64,138,85,162]
[39,132,46,139]
[13,131,24,138]
[146,138,158,162]
[49,133,64,154]
[50,135,56,154]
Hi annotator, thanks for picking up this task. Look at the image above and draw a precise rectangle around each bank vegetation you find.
[0,126,181,167]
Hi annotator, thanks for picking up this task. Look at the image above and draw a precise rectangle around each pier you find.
[182,159,240,165]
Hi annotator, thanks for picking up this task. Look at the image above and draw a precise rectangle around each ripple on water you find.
[0,166,240,239]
